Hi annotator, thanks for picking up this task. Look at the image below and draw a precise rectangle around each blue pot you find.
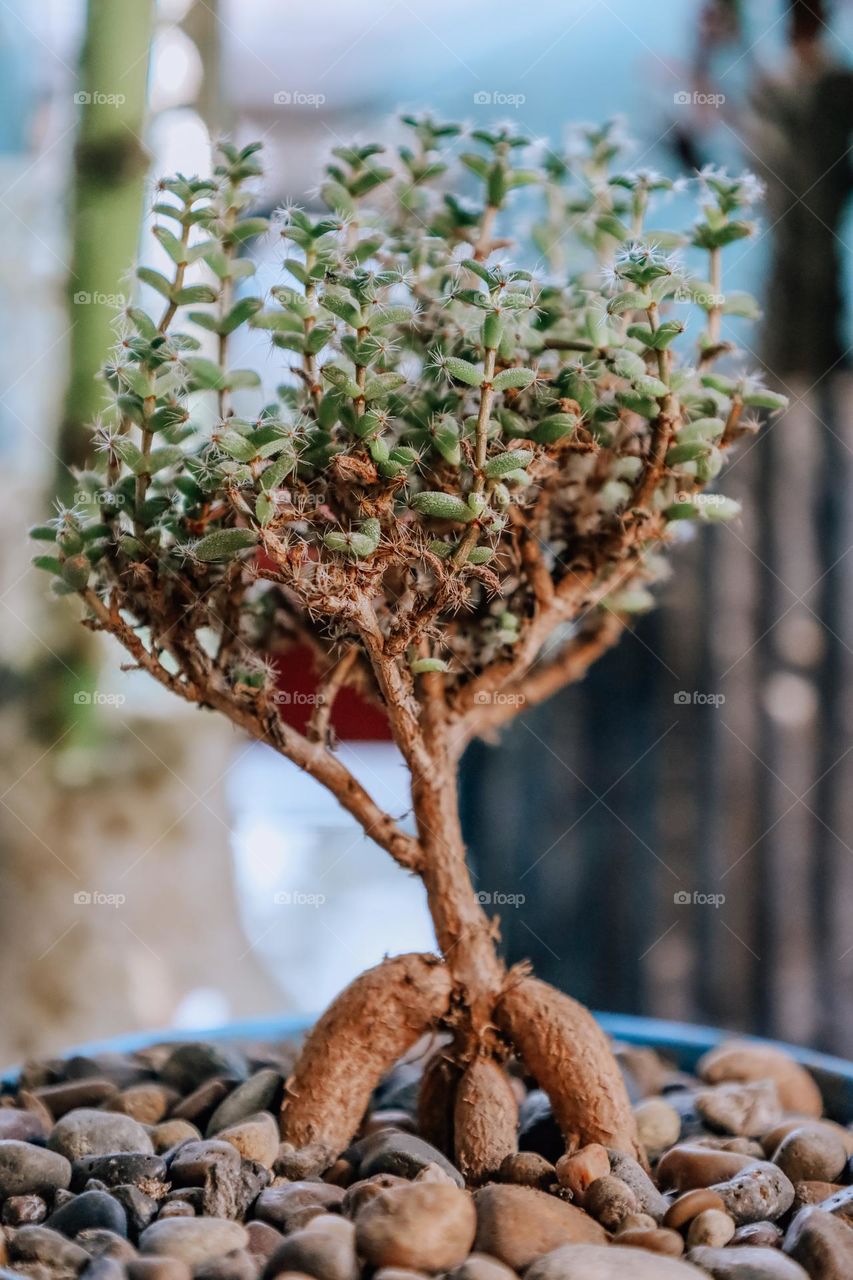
[5,1012,853,1119]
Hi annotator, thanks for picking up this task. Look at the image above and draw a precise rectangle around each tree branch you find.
[82,588,422,872]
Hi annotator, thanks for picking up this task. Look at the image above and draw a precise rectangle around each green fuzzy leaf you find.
[184,357,227,390]
[138,265,178,299]
[665,441,710,466]
[194,528,259,561]
[410,491,476,522]
[467,546,493,565]
[32,554,63,574]
[29,525,57,542]
[152,225,188,263]
[172,284,218,306]
[484,448,534,478]
[492,367,535,392]
[742,390,788,411]
[255,492,275,526]
[530,413,577,444]
[443,356,483,387]
[410,657,448,674]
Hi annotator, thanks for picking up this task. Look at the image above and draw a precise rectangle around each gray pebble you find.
[47,1188,129,1239]
[688,1244,809,1278]
[710,1162,795,1224]
[161,1044,248,1094]
[139,1217,248,1263]
[49,1109,154,1161]
[206,1069,283,1136]
[358,1130,464,1187]
[0,1139,72,1198]
[71,1153,167,1192]
[608,1150,669,1221]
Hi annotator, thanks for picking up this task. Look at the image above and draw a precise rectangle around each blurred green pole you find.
[57,0,155,493]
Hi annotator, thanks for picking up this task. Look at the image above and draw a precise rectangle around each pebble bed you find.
[0,1035,851,1278]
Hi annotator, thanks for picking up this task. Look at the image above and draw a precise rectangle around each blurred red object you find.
[274,644,391,740]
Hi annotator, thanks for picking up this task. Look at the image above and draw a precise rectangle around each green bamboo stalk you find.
[57,0,155,492]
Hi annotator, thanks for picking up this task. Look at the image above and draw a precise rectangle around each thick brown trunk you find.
[410,764,505,1043]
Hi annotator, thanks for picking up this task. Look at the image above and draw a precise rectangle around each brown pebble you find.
[584,1175,639,1231]
[657,1143,756,1191]
[107,1085,176,1126]
[773,1125,847,1184]
[555,1143,610,1203]
[686,1208,736,1248]
[343,1174,409,1218]
[171,1078,232,1127]
[356,1183,475,1273]
[697,1041,823,1116]
[128,1261,192,1280]
[613,1226,685,1256]
[245,1218,284,1262]
[157,1201,196,1219]
[362,1110,417,1136]
[2,1192,47,1228]
[34,1078,118,1117]
[695,1080,782,1138]
[217,1112,279,1168]
[732,1220,783,1247]
[664,1188,727,1230]
[499,1151,555,1189]
[473,1183,606,1272]
[0,1110,48,1143]
[148,1119,201,1154]
[791,1180,845,1213]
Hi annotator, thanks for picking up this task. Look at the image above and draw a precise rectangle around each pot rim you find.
[4,1011,852,1116]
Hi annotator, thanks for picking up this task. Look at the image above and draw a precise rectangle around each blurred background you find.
[2,0,853,1063]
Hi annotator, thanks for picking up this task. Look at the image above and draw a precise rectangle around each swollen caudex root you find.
[495,973,642,1162]
[454,1056,519,1185]
[280,952,452,1156]
[417,1051,462,1157]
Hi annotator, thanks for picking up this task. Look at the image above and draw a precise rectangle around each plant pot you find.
[6,1011,853,1113]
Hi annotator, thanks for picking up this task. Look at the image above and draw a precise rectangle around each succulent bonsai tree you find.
[35,119,785,1181]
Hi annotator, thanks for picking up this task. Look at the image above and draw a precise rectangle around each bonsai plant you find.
[33,118,785,1184]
